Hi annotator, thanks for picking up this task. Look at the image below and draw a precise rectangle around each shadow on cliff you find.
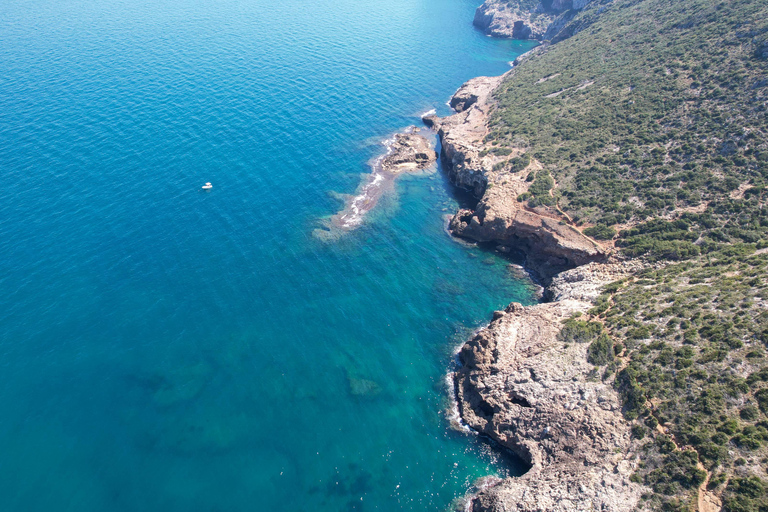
[433,135,547,298]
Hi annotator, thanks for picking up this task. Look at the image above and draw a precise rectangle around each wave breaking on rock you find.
[314,127,437,240]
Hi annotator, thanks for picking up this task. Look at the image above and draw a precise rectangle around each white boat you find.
[202,182,213,190]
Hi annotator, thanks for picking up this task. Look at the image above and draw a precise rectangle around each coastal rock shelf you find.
[381,130,437,173]
[472,0,598,41]
[454,263,646,511]
[316,128,437,238]
[427,76,607,277]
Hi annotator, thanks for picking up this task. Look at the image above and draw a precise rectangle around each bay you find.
[0,0,537,509]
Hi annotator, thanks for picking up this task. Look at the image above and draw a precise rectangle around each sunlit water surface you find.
[0,0,538,509]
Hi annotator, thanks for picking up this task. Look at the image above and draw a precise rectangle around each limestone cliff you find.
[454,263,648,511]
[427,74,607,278]
[473,0,599,41]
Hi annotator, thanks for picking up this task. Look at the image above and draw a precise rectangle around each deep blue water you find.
[0,0,538,510]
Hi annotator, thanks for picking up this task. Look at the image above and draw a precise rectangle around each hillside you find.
[451,0,768,510]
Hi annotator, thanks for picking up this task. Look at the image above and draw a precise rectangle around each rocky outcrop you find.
[546,260,644,302]
[450,207,605,277]
[473,0,553,40]
[379,130,437,173]
[427,75,503,198]
[430,74,608,278]
[316,128,436,238]
[453,263,648,511]
[473,0,598,41]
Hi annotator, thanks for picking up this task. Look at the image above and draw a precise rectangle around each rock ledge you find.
[430,75,608,278]
[473,0,598,41]
[453,263,647,511]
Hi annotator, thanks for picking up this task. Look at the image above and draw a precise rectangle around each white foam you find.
[444,372,474,434]
[419,108,436,118]
[331,126,422,230]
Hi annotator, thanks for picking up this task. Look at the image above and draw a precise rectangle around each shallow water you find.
[0,0,537,510]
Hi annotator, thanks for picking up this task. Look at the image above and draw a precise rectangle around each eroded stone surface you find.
[431,74,608,277]
[380,130,437,174]
[454,264,648,511]
[473,0,598,41]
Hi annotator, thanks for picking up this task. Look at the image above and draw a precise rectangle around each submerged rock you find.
[150,362,212,408]
[348,377,382,397]
[317,128,437,236]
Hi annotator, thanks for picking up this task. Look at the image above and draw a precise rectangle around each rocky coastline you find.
[453,263,646,511]
[425,75,608,279]
[315,128,437,239]
[430,5,653,510]
[472,0,602,42]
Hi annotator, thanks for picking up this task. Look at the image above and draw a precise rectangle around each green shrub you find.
[632,424,648,439]
[558,318,604,344]
[508,153,531,172]
[740,405,759,421]
[527,170,556,207]
[587,333,615,366]
[756,388,768,415]
[584,224,617,240]
[723,477,768,512]
[647,450,706,494]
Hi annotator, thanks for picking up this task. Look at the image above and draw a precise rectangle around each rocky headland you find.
[427,5,655,509]
[454,263,646,511]
[426,75,608,278]
[473,0,602,42]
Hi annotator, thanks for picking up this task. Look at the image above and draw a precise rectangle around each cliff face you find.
[445,0,768,508]
[438,13,650,508]
[450,207,605,278]
[454,263,647,511]
[427,74,608,278]
[473,0,598,41]
[425,75,503,198]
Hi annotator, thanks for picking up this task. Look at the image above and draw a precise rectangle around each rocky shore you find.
[315,128,437,239]
[473,0,601,42]
[425,76,607,278]
[429,7,653,509]
[452,263,647,511]
[379,129,438,175]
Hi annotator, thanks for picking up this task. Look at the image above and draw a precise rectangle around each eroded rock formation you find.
[380,130,437,174]
[429,74,607,278]
[454,263,647,511]
[473,0,598,41]
[316,128,436,237]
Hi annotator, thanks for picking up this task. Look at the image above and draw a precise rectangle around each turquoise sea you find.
[0,0,537,510]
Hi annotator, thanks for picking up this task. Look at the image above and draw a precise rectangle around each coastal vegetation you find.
[483,0,768,508]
